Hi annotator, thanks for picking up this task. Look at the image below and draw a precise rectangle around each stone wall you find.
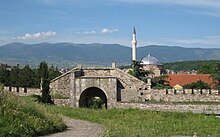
[111,68,150,102]
[82,67,151,102]
[4,86,41,96]
[53,99,70,106]
[50,71,72,97]
[150,89,220,102]
[50,70,82,98]
[50,67,151,107]
[115,102,220,113]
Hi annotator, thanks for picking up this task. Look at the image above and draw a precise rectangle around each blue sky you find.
[0,0,220,48]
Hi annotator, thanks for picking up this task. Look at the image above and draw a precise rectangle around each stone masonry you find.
[50,64,150,108]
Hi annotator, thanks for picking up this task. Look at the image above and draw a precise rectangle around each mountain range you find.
[0,42,220,67]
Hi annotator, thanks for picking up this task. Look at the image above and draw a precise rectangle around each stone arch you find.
[79,87,107,109]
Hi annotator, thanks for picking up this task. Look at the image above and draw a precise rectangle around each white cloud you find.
[84,31,96,34]
[16,31,56,40]
[101,28,118,34]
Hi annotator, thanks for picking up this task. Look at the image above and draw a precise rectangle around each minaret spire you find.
[132,26,137,61]
[133,26,136,34]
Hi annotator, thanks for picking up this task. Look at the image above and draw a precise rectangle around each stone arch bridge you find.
[50,64,151,108]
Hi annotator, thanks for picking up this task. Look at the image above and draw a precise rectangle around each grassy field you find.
[0,91,66,137]
[3,93,220,137]
[46,105,220,137]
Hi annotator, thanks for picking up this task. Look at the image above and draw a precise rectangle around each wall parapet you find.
[4,86,41,96]
[150,89,220,102]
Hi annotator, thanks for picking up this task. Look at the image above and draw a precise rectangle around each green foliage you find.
[9,64,20,87]
[151,75,172,89]
[20,65,34,91]
[164,60,220,72]
[47,106,220,137]
[39,62,53,104]
[183,80,211,89]
[87,97,105,109]
[131,61,152,82]
[198,64,215,74]
[0,62,61,89]
[0,67,10,86]
[0,90,66,137]
[211,63,220,90]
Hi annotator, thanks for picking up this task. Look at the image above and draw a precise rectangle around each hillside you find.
[0,90,66,136]
[1,42,220,67]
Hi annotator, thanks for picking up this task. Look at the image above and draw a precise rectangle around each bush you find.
[88,97,105,109]
[0,90,66,136]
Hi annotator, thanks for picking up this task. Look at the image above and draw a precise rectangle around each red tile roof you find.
[165,74,215,88]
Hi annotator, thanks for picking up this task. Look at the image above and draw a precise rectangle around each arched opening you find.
[79,87,107,109]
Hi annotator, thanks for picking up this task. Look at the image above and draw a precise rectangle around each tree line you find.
[0,62,61,90]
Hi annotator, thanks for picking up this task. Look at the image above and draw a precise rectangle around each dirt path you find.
[44,117,103,137]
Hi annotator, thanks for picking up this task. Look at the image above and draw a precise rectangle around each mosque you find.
[131,27,163,77]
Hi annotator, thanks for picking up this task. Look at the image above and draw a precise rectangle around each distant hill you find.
[0,42,220,67]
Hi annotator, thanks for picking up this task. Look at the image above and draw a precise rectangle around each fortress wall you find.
[110,68,151,102]
[150,89,220,102]
[115,102,220,113]
[4,86,41,96]
[50,70,82,98]
[50,72,71,97]
[82,68,112,76]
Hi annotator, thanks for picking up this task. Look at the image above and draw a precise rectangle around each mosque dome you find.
[141,54,162,65]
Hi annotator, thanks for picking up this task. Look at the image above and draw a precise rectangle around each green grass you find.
[16,95,220,136]
[45,106,220,137]
[0,91,66,137]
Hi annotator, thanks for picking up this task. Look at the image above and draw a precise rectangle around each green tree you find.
[211,63,220,90]
[130,61,152,82]
[9,64,20,91]
[20,65,34,92]
[198,64,214,74]
[0,67,10,86]
[48,65,61,81]
[38,62,53,104]
[183,80,210,89]
[151,75,171,89]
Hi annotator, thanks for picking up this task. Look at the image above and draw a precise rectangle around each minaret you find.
[131,27,137,61]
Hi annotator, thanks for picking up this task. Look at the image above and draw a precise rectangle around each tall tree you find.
[38,62,53,104]
[9,64,20,91]
[0,67,10,86]
[20,65,34,92]
[48,65,61,81]
[130,61,152,82]
[151,75,171,89]
[211,63,220,90]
